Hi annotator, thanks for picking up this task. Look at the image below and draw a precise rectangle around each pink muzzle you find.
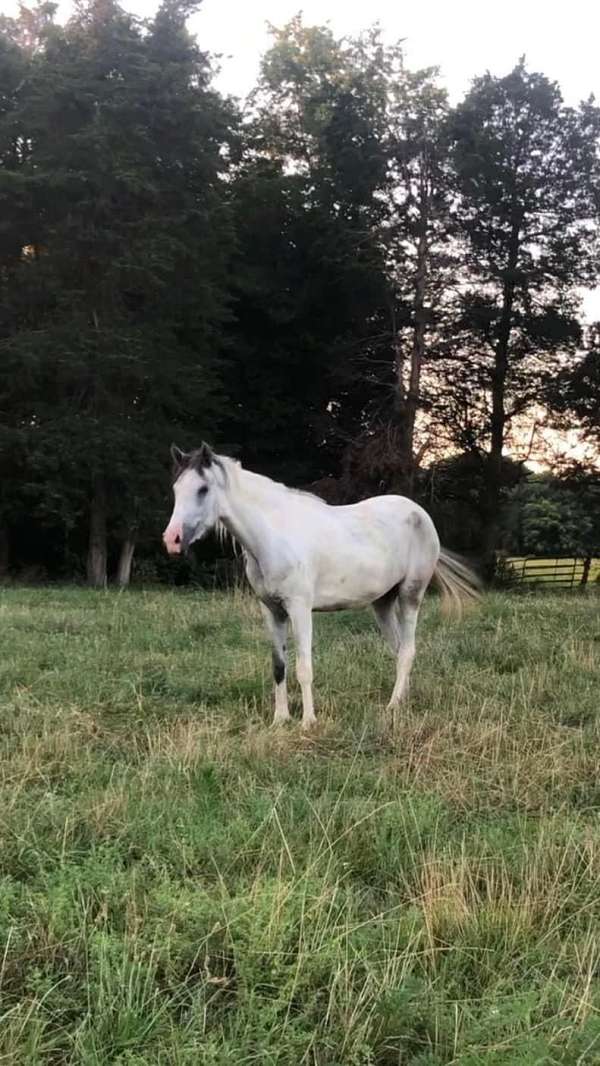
[163,522,183,555]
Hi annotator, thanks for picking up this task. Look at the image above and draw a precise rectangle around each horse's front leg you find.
[260,602,290,725]
[287,601,316,729]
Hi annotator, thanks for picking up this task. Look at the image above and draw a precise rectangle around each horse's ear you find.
[198,442,213,468]
[170,443,186,468]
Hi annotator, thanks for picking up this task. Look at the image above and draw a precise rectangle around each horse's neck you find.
[218,466,281,564]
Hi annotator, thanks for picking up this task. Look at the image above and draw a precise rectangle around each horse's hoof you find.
[301,717,317,731]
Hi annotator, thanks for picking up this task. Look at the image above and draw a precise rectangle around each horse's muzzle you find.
[163,522,192,556]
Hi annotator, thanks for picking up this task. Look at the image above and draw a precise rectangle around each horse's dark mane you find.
[172,448,228,484]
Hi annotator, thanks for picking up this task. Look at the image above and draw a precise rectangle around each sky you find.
[190,0,600,109]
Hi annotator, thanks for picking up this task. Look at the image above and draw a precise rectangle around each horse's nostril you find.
[174,534,181,544]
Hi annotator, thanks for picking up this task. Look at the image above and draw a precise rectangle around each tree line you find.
[1,0,599,586]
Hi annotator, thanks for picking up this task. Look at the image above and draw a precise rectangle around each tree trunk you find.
[87,478,107,588]
[393,312,406,422]
[0,522,9,577]
[484,347,508,571]
[484,219,520,575]
[405,216,428,493]
[116,534,136,588]
[392,183,429,496]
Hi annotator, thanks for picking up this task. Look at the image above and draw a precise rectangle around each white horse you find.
[163,444,480,728]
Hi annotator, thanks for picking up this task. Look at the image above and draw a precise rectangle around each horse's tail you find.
[433,548,482,618]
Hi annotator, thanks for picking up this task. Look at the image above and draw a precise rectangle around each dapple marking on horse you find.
[163,443,481,728]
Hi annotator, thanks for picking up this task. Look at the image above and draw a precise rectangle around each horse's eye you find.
[198,486,208,497]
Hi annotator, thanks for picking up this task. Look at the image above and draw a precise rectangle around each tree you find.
[502,474,598,557]
[0,0,57,55]
[445,62,600,566]
[226,19,391,483]
[0,13,39,575]
[0,0,236,583]
[379,66,456,491]
[419,451,525,556]
[546,322,600,454]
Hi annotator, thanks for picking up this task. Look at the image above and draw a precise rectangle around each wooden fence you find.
[502,555,600,589]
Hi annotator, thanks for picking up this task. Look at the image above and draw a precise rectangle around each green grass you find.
[1,586,600,1064]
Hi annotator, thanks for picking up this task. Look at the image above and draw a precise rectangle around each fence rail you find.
[502,555,599,588]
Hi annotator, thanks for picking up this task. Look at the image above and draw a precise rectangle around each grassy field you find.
[1,587,600,1064]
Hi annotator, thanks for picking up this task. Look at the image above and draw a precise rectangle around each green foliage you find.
[226,20,391,481]
[0,0,236,578]
[547,324,600,450]
[420,452,525,555]
[503,474,599,556]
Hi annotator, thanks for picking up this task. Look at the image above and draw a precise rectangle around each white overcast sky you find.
[192,0,600,108]
[4,0,600,317]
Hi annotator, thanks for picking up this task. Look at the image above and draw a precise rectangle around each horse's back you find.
[336,494,437,538]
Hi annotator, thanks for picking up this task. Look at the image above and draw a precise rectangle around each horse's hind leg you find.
[260,602,290,724]
[372,586,401,654]
[387,582,425,710]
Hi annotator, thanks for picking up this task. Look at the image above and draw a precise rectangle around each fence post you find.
[580,557,591,588]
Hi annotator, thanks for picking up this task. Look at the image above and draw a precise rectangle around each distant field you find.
[0,587,599,1063]
[505,555,600,585]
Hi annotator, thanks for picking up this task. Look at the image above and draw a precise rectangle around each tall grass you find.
[0,586,599,1063]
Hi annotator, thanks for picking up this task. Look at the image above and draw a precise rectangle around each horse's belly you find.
[312,567,399,611]
[313,596,376,612]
